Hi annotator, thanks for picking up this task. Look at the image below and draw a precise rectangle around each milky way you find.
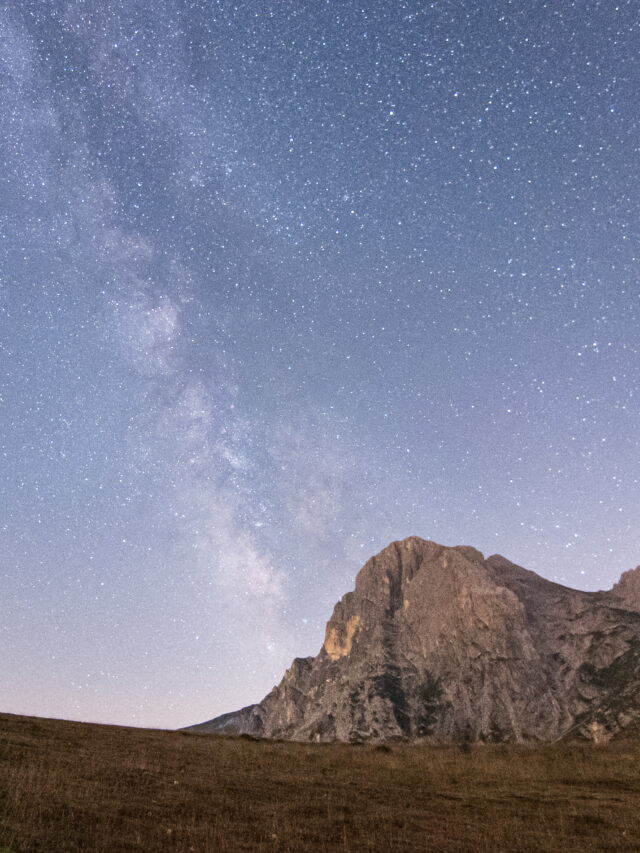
[1,0,639,728]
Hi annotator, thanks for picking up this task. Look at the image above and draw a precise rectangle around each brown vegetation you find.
[1,711,639,852]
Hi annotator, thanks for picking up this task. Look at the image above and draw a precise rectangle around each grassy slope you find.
[1,712,639,852]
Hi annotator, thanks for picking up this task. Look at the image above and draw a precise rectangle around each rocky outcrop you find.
[187,537,640,744]
[610,565,640,611]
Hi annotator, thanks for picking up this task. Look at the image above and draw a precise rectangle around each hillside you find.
[2,712,640,852]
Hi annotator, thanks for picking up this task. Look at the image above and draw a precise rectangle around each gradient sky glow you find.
[2,0,639,729]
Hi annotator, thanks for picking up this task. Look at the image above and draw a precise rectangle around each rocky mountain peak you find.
[609,565,640,611]
[189,537,640,744]
[352,537,487,614]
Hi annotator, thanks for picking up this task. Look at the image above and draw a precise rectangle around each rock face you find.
[188,537,640,744]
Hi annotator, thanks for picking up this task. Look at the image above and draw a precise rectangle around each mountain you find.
[188,537,640,744]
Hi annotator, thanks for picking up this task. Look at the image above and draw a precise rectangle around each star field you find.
[1,0,639,728]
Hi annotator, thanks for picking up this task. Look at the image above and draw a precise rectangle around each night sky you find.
[2,0,639,729]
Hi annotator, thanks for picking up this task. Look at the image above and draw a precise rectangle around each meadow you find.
[1,711,639,852]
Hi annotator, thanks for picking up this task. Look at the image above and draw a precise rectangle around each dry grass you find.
[1,712,639,852]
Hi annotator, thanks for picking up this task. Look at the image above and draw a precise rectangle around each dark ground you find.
[1,712,639,852]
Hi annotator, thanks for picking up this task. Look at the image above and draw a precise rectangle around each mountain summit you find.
[189,537,640,743]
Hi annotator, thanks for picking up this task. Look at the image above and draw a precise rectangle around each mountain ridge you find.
[188,537,640,744]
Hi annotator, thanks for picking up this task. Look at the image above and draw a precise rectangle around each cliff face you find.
[188,538,640,744]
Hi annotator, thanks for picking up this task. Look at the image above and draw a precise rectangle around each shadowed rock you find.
[187,537,640,744]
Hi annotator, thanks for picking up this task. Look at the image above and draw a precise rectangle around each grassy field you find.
[1,712,639,852]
